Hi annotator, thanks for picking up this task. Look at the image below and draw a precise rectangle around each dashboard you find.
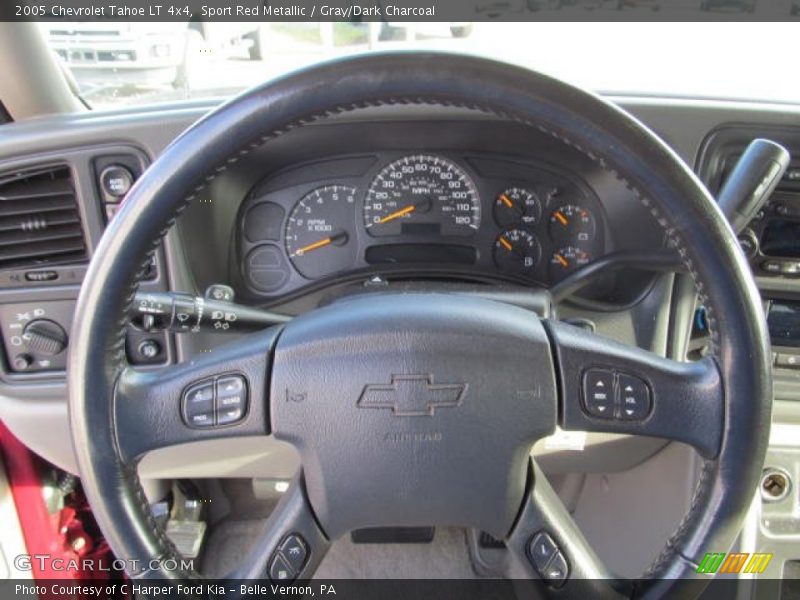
[237,151,606,298]
[2,97,800,486]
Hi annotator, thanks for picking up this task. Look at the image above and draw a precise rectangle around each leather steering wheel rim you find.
[68,53,772,598]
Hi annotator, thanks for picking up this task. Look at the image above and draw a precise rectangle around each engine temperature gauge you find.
[548,205,596,246]
[493,229,541,277]
[549,246,592,281]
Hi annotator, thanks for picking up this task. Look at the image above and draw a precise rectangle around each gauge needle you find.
[499,236,513,252]
[554,211,568,226]
[293,232,347,257]
[499,194,514,209]
[378,204,416,224]
[555,253,569,268]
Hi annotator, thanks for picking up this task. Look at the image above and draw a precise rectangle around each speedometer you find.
[364,155,480,237]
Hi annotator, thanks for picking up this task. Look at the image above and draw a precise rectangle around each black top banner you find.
[4,0,800,22]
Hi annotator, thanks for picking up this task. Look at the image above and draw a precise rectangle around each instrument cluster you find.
[238,152,607,298]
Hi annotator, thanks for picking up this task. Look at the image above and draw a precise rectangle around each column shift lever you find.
[716,138,790,234]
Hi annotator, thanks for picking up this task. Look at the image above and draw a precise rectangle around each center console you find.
[699,125,800,597]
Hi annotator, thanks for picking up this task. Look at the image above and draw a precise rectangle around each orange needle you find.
[554,211,568,226]
[295,237,332,256]
[499,194,514,208]
[499,237,513,252]
[555,253,569,268]
[378,204,416,224]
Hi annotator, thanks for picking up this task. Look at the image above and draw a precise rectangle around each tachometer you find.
[364,155,480,236]
[285,185,357,279]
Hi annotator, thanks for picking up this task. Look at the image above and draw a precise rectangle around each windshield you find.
[42,22,800,109]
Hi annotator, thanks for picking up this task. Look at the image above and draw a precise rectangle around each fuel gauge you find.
[494,229,541,277]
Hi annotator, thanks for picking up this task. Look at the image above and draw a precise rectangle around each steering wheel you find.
[68,53,771,598]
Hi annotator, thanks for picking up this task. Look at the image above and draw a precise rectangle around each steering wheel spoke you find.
[546,320,723,459]
[227,472,329,584]
[113,327,281,463]
[506,462,628,598]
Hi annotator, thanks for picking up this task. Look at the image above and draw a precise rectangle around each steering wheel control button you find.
[528,532,557,572]
[617,374,652,420]
[182,380,215,428]
[582,369,614,418]
[582,369,652,422]
[279,534,309,572]
[527,531,568,587]
[99,165,134,201]
[268,553,296,583]
[543,552,569,586]
[216,375,248,425]
[217,407,244,425]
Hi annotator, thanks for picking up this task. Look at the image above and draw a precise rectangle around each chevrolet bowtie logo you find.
[357,374,467,417]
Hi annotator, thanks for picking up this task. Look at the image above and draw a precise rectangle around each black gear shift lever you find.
[717,138,790,234]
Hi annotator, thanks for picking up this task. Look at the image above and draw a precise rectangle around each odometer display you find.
[364,154,480,237]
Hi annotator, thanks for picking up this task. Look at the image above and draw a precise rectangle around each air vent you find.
[0,164,88,271]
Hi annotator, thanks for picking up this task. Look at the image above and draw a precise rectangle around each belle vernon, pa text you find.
[17,583,338,597]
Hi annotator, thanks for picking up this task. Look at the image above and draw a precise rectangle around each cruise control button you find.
[216,375,247,425]
[218,375,245,396]
[217,407,244,425]
[279,534,308,572]
[268,554,295,583]
[528,532,557,572]
[617,374,651,420]
[182,381,215,428]
[582,369,615,418]
[542,551,569,586]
